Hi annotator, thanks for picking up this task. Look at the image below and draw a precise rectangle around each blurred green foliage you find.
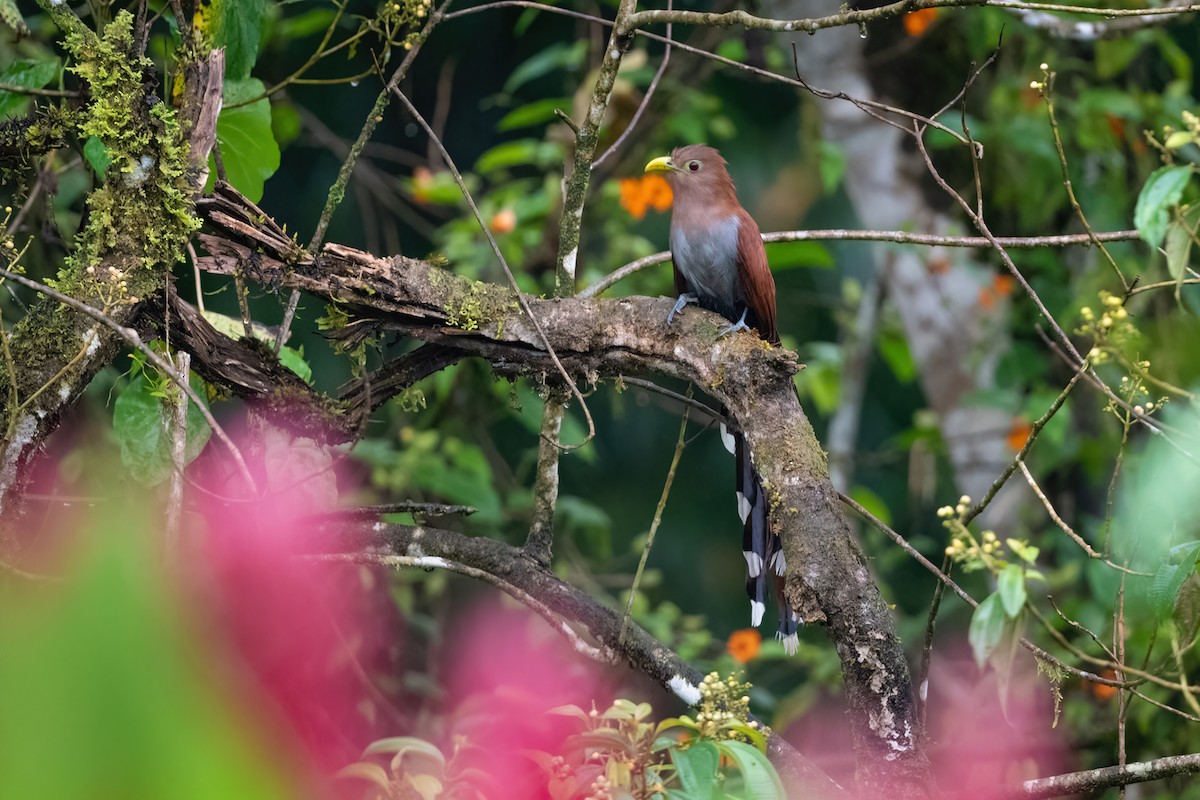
[4,0,1200,796]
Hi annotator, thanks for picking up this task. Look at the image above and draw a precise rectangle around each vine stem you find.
[275,0,453,355]
[618,385,691,650]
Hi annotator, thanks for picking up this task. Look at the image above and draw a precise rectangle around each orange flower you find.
[902,8,940,36]
[1006,418,1032,452]
[619,174,673,220]
[490,207,517,234]
[992,273,1015,297]
[727,628,762,663]
[978,286,997,310]
[1085,669,1119,702]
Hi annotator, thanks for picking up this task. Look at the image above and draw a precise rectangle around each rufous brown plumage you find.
[644,145,797,654]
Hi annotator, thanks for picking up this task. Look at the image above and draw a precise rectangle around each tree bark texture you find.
[195,188,932,795]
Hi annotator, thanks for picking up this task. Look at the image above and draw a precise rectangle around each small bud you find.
[1135,405,1145,414]
[959,495,972,506]
[1039,62,1049,70]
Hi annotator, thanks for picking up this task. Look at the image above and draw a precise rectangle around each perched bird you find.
[644,144,799,655]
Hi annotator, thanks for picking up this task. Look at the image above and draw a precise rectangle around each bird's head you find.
[644,144,735,206]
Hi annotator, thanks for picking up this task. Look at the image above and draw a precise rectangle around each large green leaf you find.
[0,505,302,799]
[209,78,280,202]
[1135,165,1193,248]
[671,741,718,800]
[1164,203,1200,301]
[0,59,59,118]
[206,0,267,80]
[113,370,212,486]
[1150,541,1200,618]
[715,740,786,799]
[968,592,1006,668]
[997,563,1027,618]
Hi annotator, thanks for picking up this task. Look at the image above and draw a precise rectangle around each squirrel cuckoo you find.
[644,144,799,655]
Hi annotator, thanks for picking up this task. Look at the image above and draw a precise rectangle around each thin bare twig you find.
[841,493,1128,689]
[582,229,1140,298]
[0,266,258,493]
[592,0,672,169]
[276,0,452,354]
[1017,459,1149,576]
[165,350,189,552]
[390,87,597,449]
[312,552,616,663]
[619,385,690,649]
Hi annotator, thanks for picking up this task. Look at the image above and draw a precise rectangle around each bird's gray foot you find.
[717,308,751,338]
[666,293,698,325]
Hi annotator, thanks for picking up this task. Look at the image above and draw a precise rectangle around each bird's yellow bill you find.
[644,156,675,173]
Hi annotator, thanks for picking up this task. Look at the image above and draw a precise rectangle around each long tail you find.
[723,421,800,656]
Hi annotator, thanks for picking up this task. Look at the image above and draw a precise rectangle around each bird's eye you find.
[687,160,702,172]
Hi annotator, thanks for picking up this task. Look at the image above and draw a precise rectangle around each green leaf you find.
[968,592,1006,668]
[997,563,1027,618]
[199,310,311,382]
[671,741,719,800]
[83,136,111,179]
[0,508,304,799]
[764,241,832,271]
[1005,538,1040,565]
[113,371,212,486]
[334,762,391,792]
[474,138,559,174]
[207,0,267,81]
[1165,131,1195,150]
[877,330,916,383]
[994,610,1025,719]
[498,98,571,131]
[209,78,280,203]
[715,740,786,799]
[406,773,443,800]
[504,40,586,93]
[1165,203,1200,301]
[818,140,846,194]
[0,59,59,118]
[1135,165,1193,248]
[1150,541,1200,618]
[362,737,446,771]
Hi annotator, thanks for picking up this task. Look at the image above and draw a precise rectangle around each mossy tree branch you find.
[194,196,934,797]
[0,11,223,522]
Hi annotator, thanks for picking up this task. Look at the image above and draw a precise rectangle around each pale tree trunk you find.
[778,0,1024,527]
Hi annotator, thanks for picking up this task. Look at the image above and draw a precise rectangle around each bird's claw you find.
[717,309,751,338]
[666,293,698,326]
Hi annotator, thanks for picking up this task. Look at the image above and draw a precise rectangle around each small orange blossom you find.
[903,8,940,36]
[1006,418,1032,452]
[727,628,762,663]
[619,173,673,220]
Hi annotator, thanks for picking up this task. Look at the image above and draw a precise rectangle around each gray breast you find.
[670,213,742,320]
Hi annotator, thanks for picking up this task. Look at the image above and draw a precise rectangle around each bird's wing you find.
[734,210,779,345]
[672,260,691,297]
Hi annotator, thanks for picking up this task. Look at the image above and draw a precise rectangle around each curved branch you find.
[313,520,851,799]
[194,193,933,795]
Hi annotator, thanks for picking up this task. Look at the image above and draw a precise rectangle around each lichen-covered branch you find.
[1017,752,1200,799]
[194,195,933,795]
[554,0,637,293]
[0,15,223,522]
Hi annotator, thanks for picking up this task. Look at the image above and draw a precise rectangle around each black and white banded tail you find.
[723,421,800,655]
